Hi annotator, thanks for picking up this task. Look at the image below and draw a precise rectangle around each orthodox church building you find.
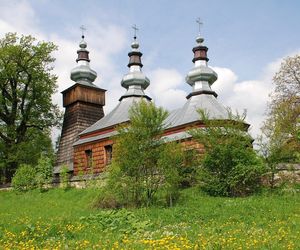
[55,30,240,176]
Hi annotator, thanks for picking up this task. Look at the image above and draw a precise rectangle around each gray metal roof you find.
[162,131,192,142]
[119,85,151,101]
[165,94,228,129]
[74,130,118,146]
[75,92,229,146]
[80,96,150,135]
[79,92,228,138]
[75,127,193,148]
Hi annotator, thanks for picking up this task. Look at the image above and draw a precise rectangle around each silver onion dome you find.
[120,38,150,90]
[185,36,218,87]
[70,36,97,85]
[186,65,217,86]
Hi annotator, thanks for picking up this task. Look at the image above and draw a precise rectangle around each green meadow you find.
[0,188,299,249]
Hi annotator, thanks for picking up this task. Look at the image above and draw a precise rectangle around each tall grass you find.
[0,187,299,249]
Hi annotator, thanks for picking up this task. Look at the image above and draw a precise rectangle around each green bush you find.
[11,164,37,191]
[101,101,183,208]
[60,165,70,190]
[179,149,201,188]
[191,110,266,197]
[35,155,53,191]
[158,142,183,206]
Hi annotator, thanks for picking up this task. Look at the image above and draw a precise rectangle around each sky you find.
[1,0,300,141]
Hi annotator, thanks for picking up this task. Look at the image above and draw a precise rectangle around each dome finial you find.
[196,18,204,44]
[80,25,86,39]
[196,18,203,36]
[79,25,87,49]
[131,24,139,50]
[132,24,138,40]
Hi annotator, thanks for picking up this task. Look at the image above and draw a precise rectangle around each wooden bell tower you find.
[55,33,105,174]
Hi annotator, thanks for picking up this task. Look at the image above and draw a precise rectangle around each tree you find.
[0,33,61,183]
[262,55,300,165]
[190,111,265,197]
[103,101,183,207]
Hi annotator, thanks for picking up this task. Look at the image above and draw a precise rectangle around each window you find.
[104,145,113,165]
[85,149,93,169]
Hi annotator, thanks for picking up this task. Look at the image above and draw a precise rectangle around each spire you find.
[70,27,97,86]
[186,19,218,99]
[76,36,90,62]
[120,26,151,101]
[193,17,209,63]
[127,25,143,68]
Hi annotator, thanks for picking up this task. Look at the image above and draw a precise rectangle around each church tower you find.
[72,30,152,175]
[55,34,106,174]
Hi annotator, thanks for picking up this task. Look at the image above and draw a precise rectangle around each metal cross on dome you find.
[80,25,86,38]
[132,24,138,39]
[196,18,203,35]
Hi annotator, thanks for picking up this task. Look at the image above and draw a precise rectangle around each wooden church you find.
[55,30,243,177]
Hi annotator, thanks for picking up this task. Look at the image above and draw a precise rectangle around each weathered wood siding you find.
[73,139,114,175]
[56,86,105,170]
[72,135,204,176]
[63,84,105,107]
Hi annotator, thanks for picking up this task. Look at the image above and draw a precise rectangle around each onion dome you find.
[70,35,97,85]
[78,32,152,138]
[120,36,151,101]
[185,35,218,99]
[164,31,228,129]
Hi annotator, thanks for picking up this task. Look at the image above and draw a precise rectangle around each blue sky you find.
[29,0,300,80]
[1,0,300,138]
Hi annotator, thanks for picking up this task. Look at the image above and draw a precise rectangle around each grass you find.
[0,187,299,249]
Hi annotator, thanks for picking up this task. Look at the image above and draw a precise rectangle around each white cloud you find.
[147,68,186,110]
[0,1,35,33]
[212,60,280,138]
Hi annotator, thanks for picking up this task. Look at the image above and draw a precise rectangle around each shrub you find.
[191,110,266,197]
[158,142,183,206]
[60,165,70,190]
[179,148,201,188]
[35,155,53,191]
[12,164,37,191]
[102,101,183,207]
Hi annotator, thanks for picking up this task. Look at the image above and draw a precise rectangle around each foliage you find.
[0,33,61,183]
[190,110,266,197]
[59,165,70,190]
[262,55,300,166]
[103,101,183,207]
[179,148,201,188]
[79,210,151,234]
[35,155,53,191]
[0,188,299,249]
[157,142,183,206]
[11,164,37,191]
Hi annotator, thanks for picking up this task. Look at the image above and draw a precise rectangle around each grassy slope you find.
[0,188,299,249]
